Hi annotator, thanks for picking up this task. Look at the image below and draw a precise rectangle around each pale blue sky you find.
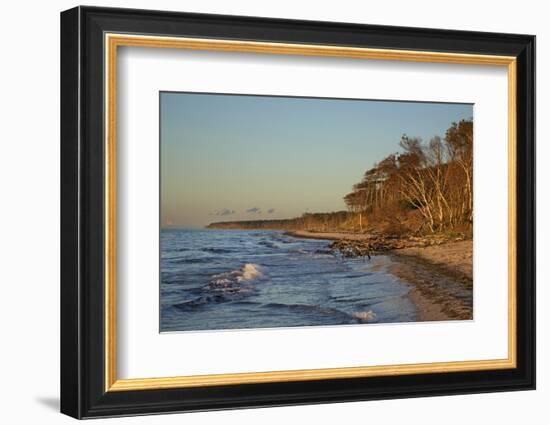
[160,92,472,228]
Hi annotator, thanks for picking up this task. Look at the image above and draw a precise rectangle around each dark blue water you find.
[160,229,418,332]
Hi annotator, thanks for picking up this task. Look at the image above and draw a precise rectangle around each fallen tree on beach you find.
[327,233,466,258]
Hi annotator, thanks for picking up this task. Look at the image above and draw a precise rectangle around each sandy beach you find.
[396,240,472,280]
[287,230,473,321]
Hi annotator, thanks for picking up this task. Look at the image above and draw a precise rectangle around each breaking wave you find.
[351,310,377,323]
[209,263,262,287]
[173,263,263,311]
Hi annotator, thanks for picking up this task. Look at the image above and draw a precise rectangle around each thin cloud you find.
[246,207,261,214]
[267,208,275,214]
[214,208,235,216]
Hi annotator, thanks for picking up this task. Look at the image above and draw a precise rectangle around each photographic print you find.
[61,9,535,417]
[160,92,474,332]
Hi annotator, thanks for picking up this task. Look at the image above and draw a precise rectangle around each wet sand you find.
[389,252,472,321]
[391,241,472,321]
[396,240,472,281]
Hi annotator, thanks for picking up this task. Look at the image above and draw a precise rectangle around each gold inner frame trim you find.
[104,33,518,392]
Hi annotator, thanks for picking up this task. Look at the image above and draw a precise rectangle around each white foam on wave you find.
[209,263,263,291]
[351,310,377,323]
[210,277,231,286]
[237,263,262,282]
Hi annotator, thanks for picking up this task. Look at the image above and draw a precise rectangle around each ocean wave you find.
[314,248,334,256]
[264,302,351,321]
[271,236,294,244]
[290,248,309,255]
[173,294,227,311]
[202,247,234,254]
[172,264,263,310]
[174,247,191,252]
[351,310,377,323]
[258,240,278,249]
[169,257,211,264]
[207,263,262,292]
[241,263,262,280]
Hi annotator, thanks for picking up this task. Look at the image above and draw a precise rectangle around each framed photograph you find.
[60,6,535,419]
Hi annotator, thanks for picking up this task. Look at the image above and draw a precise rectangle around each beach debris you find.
[328,233,463,258]
[329,240,372,258]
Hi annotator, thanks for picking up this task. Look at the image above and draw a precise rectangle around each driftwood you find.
[329,240,372,259]
[329,234,464,258]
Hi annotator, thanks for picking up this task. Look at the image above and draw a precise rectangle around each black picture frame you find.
[61,5,535,419]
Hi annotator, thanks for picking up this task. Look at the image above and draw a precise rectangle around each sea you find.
[160,228,418,332]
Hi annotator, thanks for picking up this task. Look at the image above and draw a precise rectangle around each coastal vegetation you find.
[208,119,473,239]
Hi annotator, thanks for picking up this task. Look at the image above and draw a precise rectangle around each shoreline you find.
[286,229,473,321]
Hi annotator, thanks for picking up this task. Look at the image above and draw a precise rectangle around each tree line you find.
[344,119,473,234]
[207,211,352,230]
